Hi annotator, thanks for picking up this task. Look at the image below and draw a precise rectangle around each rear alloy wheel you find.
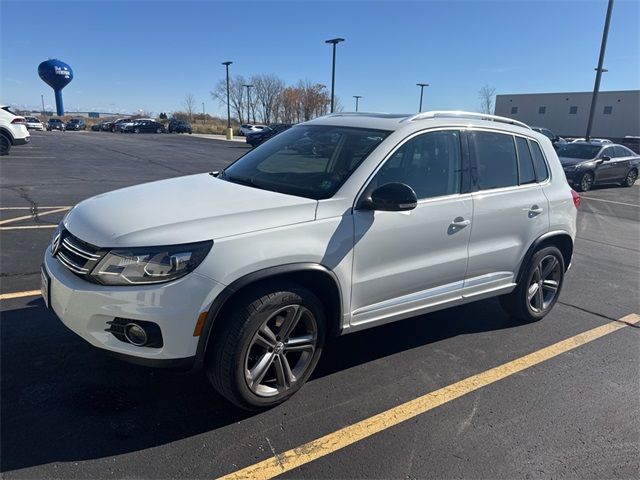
[622,169,638,187]
[134,128,140,134]
[0,133,11,156]
[207,284,325,410]
[500,246,565,323]
[577,171,594,192]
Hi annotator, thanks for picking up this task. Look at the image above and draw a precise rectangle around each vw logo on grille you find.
[51,232,61,256]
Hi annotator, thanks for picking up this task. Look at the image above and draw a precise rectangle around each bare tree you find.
[478,85,496,114]
[252,73,284,124]
[211,75,248,124]
[183,93,197,122]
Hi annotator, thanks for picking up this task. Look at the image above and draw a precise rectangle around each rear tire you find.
[500,246,565,323]
[622,168,637,187]
[0,133,11,156]
[206,284,325,410]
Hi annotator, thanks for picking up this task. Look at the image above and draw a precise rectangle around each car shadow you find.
[0,297,521,472]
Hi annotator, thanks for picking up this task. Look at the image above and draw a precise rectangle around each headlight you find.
[90,240,213,286]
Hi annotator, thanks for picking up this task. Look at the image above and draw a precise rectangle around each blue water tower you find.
[38,59,74,116]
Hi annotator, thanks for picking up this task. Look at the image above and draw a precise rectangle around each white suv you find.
[42,111,578,409]
[0,105,31,155]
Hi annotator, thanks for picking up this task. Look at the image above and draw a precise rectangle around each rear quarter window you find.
[528,140,549,182]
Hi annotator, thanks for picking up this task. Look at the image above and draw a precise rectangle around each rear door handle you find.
[528,205,544,215]
[450,217,471,227]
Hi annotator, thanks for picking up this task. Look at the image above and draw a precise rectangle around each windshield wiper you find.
[220,173,269,191]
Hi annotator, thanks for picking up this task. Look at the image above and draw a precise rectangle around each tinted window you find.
[528,140,549,182]
[555,144,601,159]
[614,146,632,158]
[515,137,536,184]
[371,130,461,200]
[469,131,518,189]
[601,146,615,158]
[222,125,389,200]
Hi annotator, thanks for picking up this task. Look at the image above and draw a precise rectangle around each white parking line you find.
[0,207,70,226]
[0,225,58,231]
[0,206,72,210]
[6,156,57,159]
[581,196,638,207]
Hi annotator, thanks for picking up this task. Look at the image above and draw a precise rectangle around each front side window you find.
[469,131,518,190]
[221,125,390,200]
[368,130,462,200]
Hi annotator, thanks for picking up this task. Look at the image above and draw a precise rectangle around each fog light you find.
[124,323,148,346]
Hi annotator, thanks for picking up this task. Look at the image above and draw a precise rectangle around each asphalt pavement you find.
[1,131,638,479]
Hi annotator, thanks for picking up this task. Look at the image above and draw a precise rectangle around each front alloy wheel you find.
[207,285,325,410]
[577,171,594,192]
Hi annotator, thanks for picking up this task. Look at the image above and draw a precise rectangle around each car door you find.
[350,129,472,328]
[465,130,549,294]
[594,146,619,183]
[612,146,633,181]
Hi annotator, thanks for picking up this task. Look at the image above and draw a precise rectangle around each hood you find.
[559,156,593,167]
[64,173,317,247]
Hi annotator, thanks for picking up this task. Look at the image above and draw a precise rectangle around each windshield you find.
[556,144,602,160]
[221,125,390,199]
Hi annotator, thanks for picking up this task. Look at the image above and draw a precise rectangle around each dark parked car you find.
[557,142,639,191]
[246,123,293,147]
[121,120,166,134]
[110,118,133,132]
[66,118,86,130]
[168,119,192,134]
[91,121,110,131]
[532,127,567,149]
[46,118,65,131]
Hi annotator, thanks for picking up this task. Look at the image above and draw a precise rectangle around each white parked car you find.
[238,124,265,136]
[0,105,30,155]
[24,116,45,131]
[42,111,578,409]
[570,138,612,144]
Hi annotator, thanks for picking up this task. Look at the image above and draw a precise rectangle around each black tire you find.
[206,283,326,410]
[134,128,140,134]
[0,133,11,156]
[156,128,162,134]
[576,171,594,192]
[622,168,638,187]
[500,246,565,323]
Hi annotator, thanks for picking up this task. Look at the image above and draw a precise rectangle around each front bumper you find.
[13,137,30,145]
[43,247,226,366]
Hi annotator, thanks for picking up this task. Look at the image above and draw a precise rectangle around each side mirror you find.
[601,155,611,162]
[360,183,418,212]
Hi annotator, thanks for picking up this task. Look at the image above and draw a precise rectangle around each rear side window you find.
[614,146,632,157]
[469,131,518,189]
[528,140,549,182]
[515,137,536,184]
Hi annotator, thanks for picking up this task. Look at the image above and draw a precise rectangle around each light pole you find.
[243,84,254,123]
[353,95,362,112]
[222,61,233,138]
[325,37,344,113]
[41,94,45,117]
[202,102,205,124]
[586,0,614,141]
[416,83,429,112]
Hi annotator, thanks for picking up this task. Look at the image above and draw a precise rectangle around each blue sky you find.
[1,0,638,116]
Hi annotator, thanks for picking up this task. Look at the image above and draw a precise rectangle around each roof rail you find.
[403,111,531,130]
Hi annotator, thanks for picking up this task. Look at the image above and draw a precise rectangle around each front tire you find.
[622,168,638,187]
[206,284,325,410]
[500,246,565,323]
[576,171,594,192]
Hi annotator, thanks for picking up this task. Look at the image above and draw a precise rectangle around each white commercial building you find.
[495,90,639,139]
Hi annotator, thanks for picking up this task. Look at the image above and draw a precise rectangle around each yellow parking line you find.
[219,313,640,480]
[0,290,42,301]
[0,207,70,226]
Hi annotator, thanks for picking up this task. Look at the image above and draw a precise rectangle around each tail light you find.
[571,189,581,209]
[11,117,25,124]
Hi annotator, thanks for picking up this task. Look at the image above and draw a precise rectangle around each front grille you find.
[54,229,104,279]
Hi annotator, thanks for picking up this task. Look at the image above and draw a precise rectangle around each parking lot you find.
[1,131,639,478]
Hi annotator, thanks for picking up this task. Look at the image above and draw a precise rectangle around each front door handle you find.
[450,217,471,228]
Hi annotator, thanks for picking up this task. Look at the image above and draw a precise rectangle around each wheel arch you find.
[0,127,15,144]
[515,231,574,285]
[194,263,343,370]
